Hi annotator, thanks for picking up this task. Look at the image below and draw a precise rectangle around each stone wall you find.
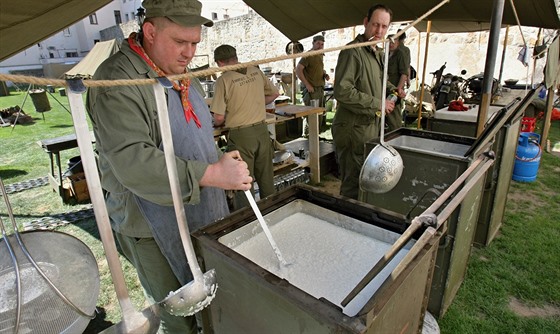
[195,11,550,86]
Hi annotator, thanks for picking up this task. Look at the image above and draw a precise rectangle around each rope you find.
[0,0,450,89]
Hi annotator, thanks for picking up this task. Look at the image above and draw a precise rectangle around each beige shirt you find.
[211,66,278,128]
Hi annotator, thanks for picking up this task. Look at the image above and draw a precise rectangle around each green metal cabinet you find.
[359,128,488,318]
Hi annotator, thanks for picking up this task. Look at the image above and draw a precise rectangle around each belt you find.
[227,120,266,131]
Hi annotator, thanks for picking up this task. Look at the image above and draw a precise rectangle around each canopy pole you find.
[292,58,297,105]
[417,21,432,129]
[531,28,543,87]
[498,25,510,85]
[476,0,505,137]
[416,31,421,91]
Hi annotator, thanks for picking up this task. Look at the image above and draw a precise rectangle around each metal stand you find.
[11,83,71,131]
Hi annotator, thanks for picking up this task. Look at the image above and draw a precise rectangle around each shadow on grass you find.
[83,307,115,333]
[0,169,28,180]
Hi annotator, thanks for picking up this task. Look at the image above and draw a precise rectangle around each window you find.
[89,13,98,25]
[66,52,79,57]
[63,28,71,37]
[49,53,55,59]
[125,13,129,22]
[114,10,122,25]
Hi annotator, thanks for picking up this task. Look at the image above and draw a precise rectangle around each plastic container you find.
[520,117,536,132]
[513,132,541,182]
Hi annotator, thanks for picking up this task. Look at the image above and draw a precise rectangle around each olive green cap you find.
[143,0,213,27]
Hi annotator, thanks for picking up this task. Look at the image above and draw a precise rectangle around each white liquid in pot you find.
[230,212,409,316]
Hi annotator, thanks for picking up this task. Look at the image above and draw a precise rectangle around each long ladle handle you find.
[66,82,138,320]
[244,190,288,266]
[153,79,204,283]
[379,39,390,145]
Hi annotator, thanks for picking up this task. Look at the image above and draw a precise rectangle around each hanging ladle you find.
[153,78,218,317]
[359,39,404,194]
[66,79,160,333]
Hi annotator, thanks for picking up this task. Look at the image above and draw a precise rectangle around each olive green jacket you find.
[333,34,395,126]
[86,40,210,237]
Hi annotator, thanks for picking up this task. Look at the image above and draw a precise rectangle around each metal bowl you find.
[359,144,404,194]
[504,79,518,86]
[273,150,293,164]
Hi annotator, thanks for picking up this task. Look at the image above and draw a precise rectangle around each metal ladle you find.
[359,39,404,194]
[153,78,217,317]
[66,80,160,333]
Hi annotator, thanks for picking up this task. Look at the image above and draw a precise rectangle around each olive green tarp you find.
[242,0,559,40]
[1,0,558,61]
[0,0,112,61]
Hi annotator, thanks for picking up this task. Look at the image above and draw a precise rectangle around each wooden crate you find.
[62,172,90,203]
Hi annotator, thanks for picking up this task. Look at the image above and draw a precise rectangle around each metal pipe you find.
[476,0,505,136]
[417,21,432,129]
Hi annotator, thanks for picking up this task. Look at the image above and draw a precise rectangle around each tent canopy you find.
[242,0,560,40]
[65,39,120,79]
[0,0,112,61]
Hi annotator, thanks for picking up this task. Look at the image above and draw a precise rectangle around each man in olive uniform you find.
[332,4,397,200]
[211,44,280,208]
[297,35,330,135]
[86,1,253,332]
[387,31,411,131]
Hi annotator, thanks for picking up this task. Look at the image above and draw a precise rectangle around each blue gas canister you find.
[512,132,542,182]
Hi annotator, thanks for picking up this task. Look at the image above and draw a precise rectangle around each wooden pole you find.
[417,21,431,129]
[498,25,510,85]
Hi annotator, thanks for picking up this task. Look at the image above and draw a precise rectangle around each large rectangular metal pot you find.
[359,128,489,318]
[192,185,440,334]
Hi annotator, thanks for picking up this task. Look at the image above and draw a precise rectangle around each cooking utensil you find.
[244,190,289,266]
[273,150,293,164]
[152,78,217,317]
[66,79,161,333]
[359,40,404,194]
[0,178,99,334]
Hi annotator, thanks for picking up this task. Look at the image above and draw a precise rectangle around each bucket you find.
[29,89,51,112]
[63,156,83,177]
[512,132,541,182]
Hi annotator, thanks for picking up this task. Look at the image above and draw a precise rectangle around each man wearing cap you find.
[211,45,279,209]
[386,30,411,131]
[297,35,329,134]
[86,0,252,332]
[297,35,329,107]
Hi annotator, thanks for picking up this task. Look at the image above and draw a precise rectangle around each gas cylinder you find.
[512,132,542,182]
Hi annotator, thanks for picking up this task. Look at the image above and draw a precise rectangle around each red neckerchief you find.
[128,32,201,128]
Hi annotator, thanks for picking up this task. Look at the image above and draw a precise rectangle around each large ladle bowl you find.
[359,39,404,194]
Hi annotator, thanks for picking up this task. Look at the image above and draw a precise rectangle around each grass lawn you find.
[1,88,559,333]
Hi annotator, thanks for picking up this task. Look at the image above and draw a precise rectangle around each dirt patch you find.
[508,297,560,318]
[315,174,341,196]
